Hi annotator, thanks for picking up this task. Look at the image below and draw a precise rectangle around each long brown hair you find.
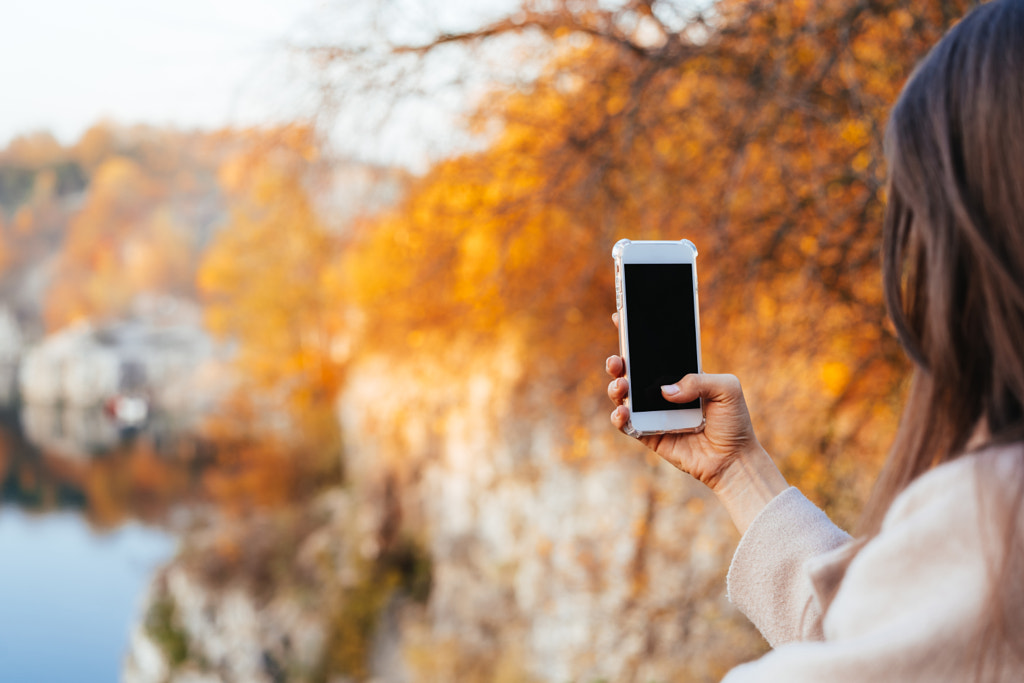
[870,0,1024,528]
[866,0,1024,672]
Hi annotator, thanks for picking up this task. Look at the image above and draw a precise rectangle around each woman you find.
[606,1,1024,679]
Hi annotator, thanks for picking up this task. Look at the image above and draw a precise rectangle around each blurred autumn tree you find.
[314,0,979,525]
[0,123,368,512]
[44,156,194,327]
[200,126,348,407]
[0,124,355,515]
[0,124,227,332]
[0,132,85,317]
[197,126,350,509]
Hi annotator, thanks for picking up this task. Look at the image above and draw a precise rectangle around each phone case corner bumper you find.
[612,239,632,259]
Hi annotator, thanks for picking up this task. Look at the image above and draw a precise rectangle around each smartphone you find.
[613,238,705,435]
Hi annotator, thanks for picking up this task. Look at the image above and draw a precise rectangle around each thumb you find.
[661,373,743,404]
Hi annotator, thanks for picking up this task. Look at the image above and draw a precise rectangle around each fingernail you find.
[661,384,679,396]
[605,357,614,372]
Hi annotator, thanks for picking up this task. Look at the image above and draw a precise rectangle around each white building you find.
[18,301,216,409]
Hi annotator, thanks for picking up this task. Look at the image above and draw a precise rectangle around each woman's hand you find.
[606,355,758,490]
[606,313,788,533]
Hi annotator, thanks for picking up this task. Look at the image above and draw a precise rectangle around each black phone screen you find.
[623,263,700,412]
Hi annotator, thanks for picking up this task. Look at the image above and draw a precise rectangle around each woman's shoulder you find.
[824,443,1023,648]
[882,441,1024,530]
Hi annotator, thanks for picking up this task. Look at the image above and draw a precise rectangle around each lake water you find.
[0,508,175,682]
[0,406,181,682]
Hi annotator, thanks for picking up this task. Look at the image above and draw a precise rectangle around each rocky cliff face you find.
[126,342,764,682]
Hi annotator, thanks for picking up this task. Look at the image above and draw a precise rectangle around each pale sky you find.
[0,0,325,147]
[0,0,522,168]
[2,0,694,168]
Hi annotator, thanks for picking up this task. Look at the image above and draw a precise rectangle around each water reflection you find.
[0,362,16,407]
[19,403,200,464]
[0,404,201,682]
[20,403,121,460]
[0,405,209,522]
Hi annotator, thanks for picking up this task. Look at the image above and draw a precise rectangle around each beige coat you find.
[723,446,1023,681]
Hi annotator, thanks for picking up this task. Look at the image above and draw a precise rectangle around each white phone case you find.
[613,238,705,437]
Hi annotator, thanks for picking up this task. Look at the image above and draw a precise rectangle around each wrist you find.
[711,443,788,535]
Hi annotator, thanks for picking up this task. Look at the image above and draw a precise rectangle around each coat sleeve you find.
[721,453,1007,682]
[726,487,852,646]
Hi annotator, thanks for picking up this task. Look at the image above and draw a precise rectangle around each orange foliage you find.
[82,439,196,529]
[44,156,195,328]
[0,214,11,272]
[196,124,349,508]
[1,132,64,168]
[198,391,342,513]
[199,125,348,404]
[337,0,973,522]
[0,123,231,332]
